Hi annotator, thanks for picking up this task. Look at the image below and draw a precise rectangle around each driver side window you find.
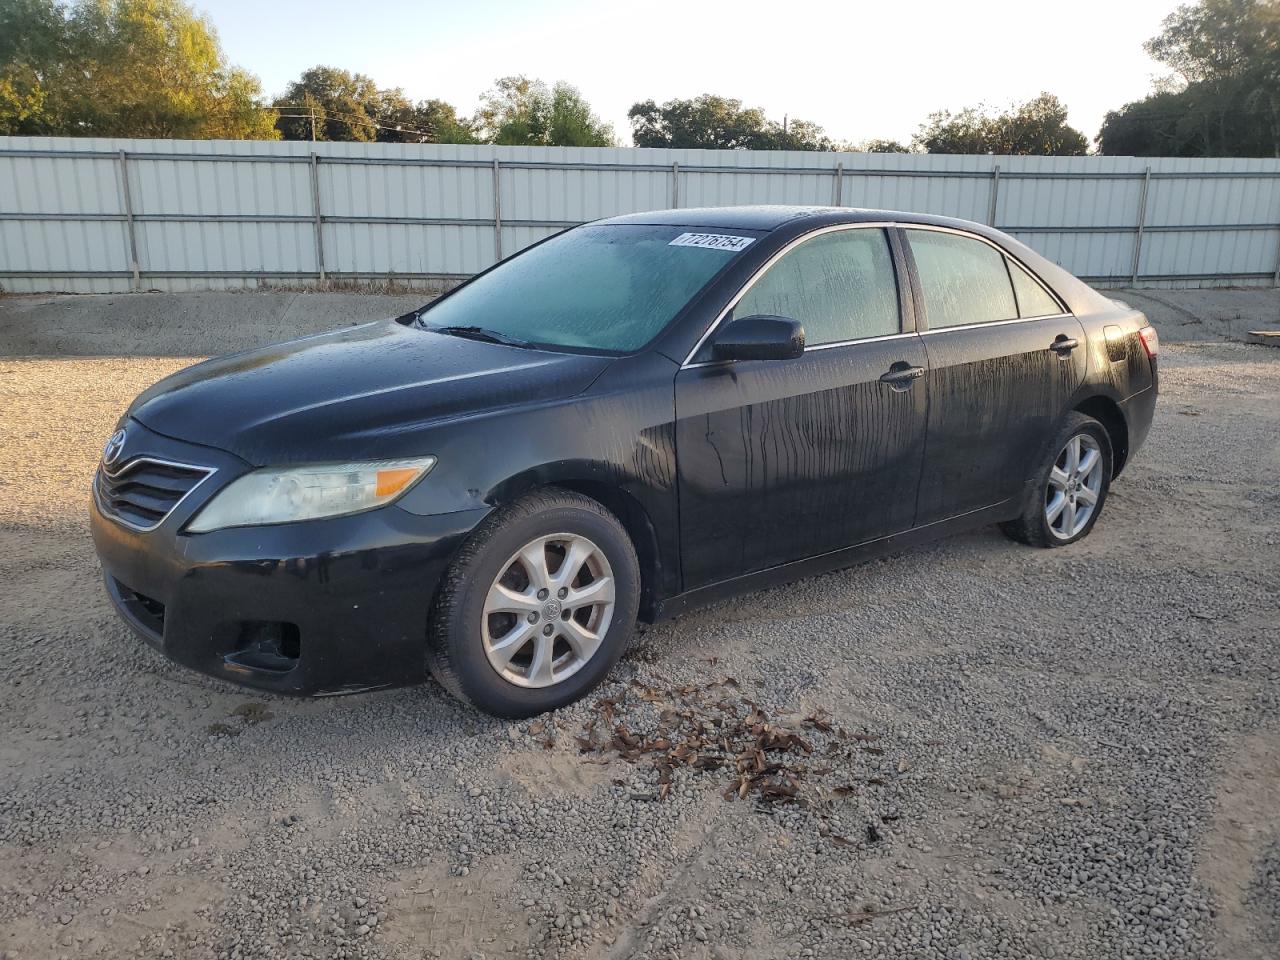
[735,228,900,346]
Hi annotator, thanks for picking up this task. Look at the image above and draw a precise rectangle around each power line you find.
[271,104,441,140]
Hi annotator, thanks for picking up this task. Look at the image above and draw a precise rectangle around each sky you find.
[202,0,1181,146]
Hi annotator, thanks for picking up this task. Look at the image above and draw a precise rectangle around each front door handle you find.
[879,364,925,387]
[1050,336,1080,355]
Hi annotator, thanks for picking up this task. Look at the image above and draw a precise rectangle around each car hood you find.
[128,320,613,465]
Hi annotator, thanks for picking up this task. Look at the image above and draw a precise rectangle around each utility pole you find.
[310,105,316,142]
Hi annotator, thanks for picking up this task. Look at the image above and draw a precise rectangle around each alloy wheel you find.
[1046,433,1104,541]
[481,533,616,688]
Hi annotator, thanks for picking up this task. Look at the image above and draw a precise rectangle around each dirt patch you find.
[1197,732,1280,959]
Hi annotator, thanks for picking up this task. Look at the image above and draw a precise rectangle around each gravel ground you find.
[0,295,1277,960]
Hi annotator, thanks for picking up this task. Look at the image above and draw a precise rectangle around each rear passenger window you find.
[1008,259,1062,317]
[735,228,899,345]
[905,229,1017,329]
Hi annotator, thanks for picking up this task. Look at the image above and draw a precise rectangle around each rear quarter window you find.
[1008,259,1063,318]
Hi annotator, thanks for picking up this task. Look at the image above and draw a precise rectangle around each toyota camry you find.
[91,206,1158,717]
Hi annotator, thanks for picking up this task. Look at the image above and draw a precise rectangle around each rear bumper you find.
[92,490,489,696]
[1120,377,1157,462]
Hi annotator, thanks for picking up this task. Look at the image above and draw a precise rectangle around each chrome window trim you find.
[681,221,898,367]
[683,330,918,370]
[916,312,1073,335]
[899,222,1070,321]
[95,456,217,533]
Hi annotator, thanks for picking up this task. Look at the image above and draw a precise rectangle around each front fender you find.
[394,351,682,604]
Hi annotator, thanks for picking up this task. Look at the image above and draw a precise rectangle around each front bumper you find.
[90,424,489,695]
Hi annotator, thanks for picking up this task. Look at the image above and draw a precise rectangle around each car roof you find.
[598,205,975,231]
[597,205,1115,318]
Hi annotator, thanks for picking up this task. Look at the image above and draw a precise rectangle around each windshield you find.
[417,224,759,353]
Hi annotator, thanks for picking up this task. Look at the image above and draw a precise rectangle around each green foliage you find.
[273,67,478,143]
[274,66,381,142]
[913,93,1088,156]
[409,99,479,145]
[997,94,1089,155]
[756,117,833,151]
[0,0,277,138]
[859,138,911,154]
[475,76,613,147]
[0,0,65,132]
[1098,0,1280,157]
[912,107,990,154]
[628,94,830,150]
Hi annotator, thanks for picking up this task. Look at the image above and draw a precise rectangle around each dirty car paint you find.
[93,206,1158,696]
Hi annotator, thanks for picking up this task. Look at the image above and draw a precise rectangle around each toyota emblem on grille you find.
[102,428,127,467]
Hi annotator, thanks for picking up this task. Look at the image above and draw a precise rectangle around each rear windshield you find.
[417,224,759,353]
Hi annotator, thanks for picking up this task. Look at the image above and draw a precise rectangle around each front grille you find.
[96,458,214,531]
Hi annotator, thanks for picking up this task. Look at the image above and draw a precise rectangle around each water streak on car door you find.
[913,315,1087,525]
[673,339,930,591]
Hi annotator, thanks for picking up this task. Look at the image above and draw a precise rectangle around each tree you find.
[859,138,911,153]
[628,94,831,150]
[755,117,833,151]
[274,67,477,143]
[410,99,478,144]
[474,76,613,146]
[0,0,277,138]
[1097,0,1280,157]
[1097,91,1197,156]
[913,93,1088,155]
[274,66,381,141]
[546,82,614,147]
[913,107,991,154]
[0,0,66,133]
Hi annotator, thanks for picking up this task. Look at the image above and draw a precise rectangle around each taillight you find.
[1138,325,1159,359]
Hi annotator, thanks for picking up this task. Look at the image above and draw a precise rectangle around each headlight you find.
[186,457,437,532]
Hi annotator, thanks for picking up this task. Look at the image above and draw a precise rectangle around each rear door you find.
[902,227,1087,525]
[674,225,929,590]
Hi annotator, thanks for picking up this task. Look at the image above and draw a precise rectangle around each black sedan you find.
[91,206,1158,717]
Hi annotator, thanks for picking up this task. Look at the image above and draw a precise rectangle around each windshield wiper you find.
[425,324,530,348]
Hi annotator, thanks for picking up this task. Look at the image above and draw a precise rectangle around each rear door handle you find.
[1050,336,1080,355]
[879,364,925,386]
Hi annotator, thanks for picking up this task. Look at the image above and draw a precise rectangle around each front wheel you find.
[426,489,640,718]
[1002,413,1113,548]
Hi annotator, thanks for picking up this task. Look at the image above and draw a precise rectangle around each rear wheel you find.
[1002,412,1112,548]
[427,489,639,717]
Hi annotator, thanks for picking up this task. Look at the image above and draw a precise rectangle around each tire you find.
[426,488,640,718]
[1001,412,1113,548]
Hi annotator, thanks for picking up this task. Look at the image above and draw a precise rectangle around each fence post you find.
[492,158,503,263]
[833,162,843,206]
[671,162,679,208]
[987,164,1001,226]
[118,150,141,291]
[1130,165,1151,285]
[1273,225,1280,287]
[309,152,325,281]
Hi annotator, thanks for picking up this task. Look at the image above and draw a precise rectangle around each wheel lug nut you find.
[537,589,548,601]
[557,588,568,599]
[527,613,538,623]
[542,624,553,636]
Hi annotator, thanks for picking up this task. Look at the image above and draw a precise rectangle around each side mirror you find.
[711,315,805,362]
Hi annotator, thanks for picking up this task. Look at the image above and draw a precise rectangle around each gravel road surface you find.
[0,291,1277,960]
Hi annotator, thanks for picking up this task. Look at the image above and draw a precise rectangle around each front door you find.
[901,227,1088,525]
[674,226,929,591]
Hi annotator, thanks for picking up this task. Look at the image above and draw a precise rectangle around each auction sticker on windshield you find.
[668,233,755,251]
